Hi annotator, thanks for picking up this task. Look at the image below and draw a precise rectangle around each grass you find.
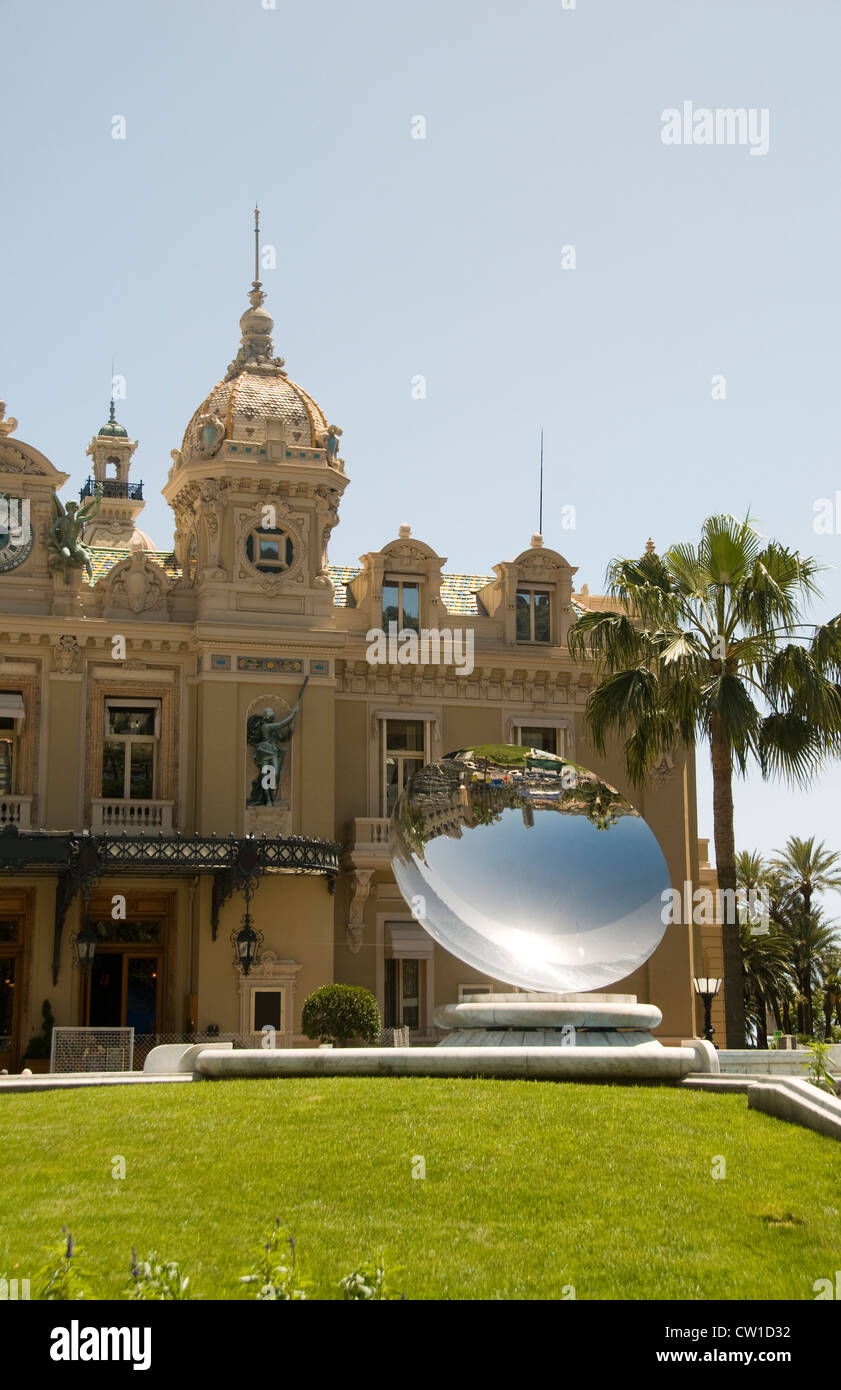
[1,1077,839,1300]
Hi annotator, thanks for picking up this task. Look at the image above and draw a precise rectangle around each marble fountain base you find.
[146,993,718,1083]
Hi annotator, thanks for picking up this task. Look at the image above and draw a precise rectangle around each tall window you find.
[383,719,425,816]
[385,958,421,1030]
[0,692,24,797]
[382,579,419,633]
[101,701,160,801]
[518,726,563,755]
[516,589,551,642]
[0,719,16,796]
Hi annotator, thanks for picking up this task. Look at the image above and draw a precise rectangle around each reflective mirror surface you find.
[389,745,670,993]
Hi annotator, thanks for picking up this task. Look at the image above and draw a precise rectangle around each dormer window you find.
[516,588,551,643]
[383,579,419,633]
[246,526,295,574]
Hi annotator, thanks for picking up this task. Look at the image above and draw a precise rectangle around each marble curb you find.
[747,1078,841,1141]
[434,1000,664,1031]
[0,1073,194,1094]
[192,1043,707,1081]
[682,1072,841,1141]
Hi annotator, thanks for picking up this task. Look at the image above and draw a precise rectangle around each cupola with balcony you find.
[83,401,153,548]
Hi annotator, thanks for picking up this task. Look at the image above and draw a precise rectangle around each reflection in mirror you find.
[389,745,670,994]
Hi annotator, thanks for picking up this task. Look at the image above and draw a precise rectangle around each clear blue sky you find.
[2,0,840,910]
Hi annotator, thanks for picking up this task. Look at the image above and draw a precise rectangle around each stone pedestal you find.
[51,568,85,616]
[434,992,663,1048]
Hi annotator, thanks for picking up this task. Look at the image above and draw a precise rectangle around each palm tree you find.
[738,916,789,1048]
[769,836,841,916]
[774,904,838,1035]
[735,849,789,1047]
[821,949,841,1039]
[568,515,841,1047]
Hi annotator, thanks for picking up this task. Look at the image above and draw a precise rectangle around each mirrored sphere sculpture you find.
[389,745,670,994]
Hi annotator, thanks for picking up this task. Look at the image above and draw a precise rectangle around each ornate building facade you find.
[0,258,709,1069]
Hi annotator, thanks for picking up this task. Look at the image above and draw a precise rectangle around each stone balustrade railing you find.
[90,799,174,834]
[0,795,32,829]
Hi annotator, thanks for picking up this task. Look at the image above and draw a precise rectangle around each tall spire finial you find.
[225,207,285,379]
[249,205,265,309]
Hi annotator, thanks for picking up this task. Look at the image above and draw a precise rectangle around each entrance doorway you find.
[83,921,162,1033]
[0,915,24,1070]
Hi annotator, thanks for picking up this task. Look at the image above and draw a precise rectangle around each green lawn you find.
[1,1078,839,1300]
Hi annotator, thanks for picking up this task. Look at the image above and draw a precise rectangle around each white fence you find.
[50,1027,134,1073]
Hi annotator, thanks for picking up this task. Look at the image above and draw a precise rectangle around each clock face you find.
[0,496,33,572]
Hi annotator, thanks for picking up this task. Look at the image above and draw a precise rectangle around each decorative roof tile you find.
[89,548,180,584]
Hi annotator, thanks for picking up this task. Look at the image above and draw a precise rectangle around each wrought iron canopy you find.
[0,828,340,878]
[0,827,340,985]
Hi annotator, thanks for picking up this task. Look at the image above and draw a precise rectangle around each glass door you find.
[384,958,421,1031]
[125,957,159,1033]
[84,920,163,1034]
[0,957,16,1070]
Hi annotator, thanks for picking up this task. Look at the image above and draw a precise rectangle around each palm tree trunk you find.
[710,717,746,1048]
[754,990,768,1048]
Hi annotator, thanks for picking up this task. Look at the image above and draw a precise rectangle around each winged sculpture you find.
[48,485,103,584]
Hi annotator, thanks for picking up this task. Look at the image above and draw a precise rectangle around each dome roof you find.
[182,369,327,453]
[99,400,128,438]
[180,275,328,457]
[129,527,156,549]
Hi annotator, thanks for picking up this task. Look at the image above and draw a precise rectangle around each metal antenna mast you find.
[539,427,544,536]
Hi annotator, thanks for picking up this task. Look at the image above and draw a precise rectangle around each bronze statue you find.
[48,486,103,584]
[246,675,309,806]
[324,424,343,465]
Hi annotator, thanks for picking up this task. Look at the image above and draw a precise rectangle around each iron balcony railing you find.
[80,476,144,501]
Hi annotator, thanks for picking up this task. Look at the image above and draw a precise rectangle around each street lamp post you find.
[693,976,723,1045]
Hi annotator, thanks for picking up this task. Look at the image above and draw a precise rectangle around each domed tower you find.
[163,211,348,623]
[83,402,154,548]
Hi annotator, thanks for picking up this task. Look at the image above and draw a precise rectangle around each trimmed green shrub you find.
[301,984,381,1047]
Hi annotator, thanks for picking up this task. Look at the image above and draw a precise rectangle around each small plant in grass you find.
[301,983,381,1047]
[36,1228,85,1300]
[339,1258,401,1300]
[804,1039,837,1094]
[128,1249,191,1300]
[239,1219,308,1300]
